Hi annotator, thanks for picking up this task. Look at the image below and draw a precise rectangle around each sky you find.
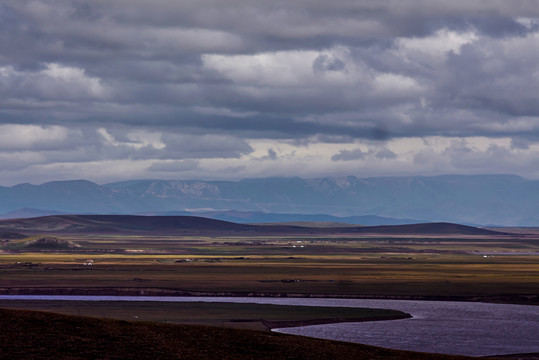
[1,0,539,185]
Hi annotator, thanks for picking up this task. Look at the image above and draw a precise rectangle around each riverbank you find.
[2,295,538,356]
[0,307,483,360]
[0,297,411,332]
[262,314,411,330]
[0,287,537,305]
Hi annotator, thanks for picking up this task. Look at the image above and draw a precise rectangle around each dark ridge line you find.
[0,214,509,236]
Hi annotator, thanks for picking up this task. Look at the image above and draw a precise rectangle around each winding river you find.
[1,295,538,357]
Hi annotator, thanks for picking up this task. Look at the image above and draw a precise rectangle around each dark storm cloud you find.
[2,2,538,130]
[440,39,539,118]
[2,0,539,183]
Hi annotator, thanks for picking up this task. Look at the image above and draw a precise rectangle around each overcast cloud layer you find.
[1,0,539,185]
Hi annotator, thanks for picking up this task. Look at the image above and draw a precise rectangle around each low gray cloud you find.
[375,148,397,159]
[147,160,200,172]
[266,148,278,160]
[511,137,530,150]
[332,146,397,161]
[312,55,346,74]
[161,133,253,159]
[332,149,366,161]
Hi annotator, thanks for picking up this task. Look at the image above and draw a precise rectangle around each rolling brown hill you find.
[0,214,506,236]
[345,222,506,235]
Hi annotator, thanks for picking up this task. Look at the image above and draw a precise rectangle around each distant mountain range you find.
[0,174,538,226]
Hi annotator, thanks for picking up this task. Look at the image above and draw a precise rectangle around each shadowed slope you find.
[345,222,505,235]
[0,232,27,240]
[0,215,506,236]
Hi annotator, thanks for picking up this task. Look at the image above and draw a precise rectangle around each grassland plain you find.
[1,230,538,303]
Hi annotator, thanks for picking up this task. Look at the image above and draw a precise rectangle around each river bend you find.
[1,295,538,357]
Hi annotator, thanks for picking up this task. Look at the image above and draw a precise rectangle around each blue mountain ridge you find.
[0,174,537,226]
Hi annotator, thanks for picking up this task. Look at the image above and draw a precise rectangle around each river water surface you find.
[1,295,538,357]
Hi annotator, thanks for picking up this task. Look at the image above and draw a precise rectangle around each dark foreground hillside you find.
[0,308,476,360]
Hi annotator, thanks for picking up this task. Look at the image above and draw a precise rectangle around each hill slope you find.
[0,215,505,236]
